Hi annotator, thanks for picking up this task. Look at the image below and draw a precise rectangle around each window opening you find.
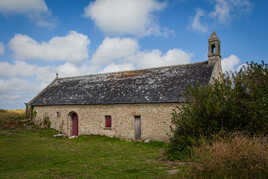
[105,115,112,128]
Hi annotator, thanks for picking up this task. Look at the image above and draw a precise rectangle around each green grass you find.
[0,129,183,179]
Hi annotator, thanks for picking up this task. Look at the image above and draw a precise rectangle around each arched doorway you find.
[69,112,78,136]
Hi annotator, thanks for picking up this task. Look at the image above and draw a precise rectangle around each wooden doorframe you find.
[134,115,141,140]
[68,111,78,136]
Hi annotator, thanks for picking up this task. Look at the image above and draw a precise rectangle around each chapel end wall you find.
[32,103,180,141]
[209,59,222,84]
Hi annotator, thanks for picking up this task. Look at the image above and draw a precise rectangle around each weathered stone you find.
[68,136,77,139]
[144,139,151,143]
[33,103,180,141]
[167,169,180,175]
[53,134,64,137]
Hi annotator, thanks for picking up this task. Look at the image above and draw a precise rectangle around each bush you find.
[167,61,268,160]
[42,116,51,128]
[189,134,268,178]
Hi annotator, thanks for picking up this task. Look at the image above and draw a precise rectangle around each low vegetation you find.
[188,134,268,178]
[6,109,25,114]
[168,61,268,177]
[0,109,28,130]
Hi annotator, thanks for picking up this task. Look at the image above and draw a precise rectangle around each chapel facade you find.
[26,32,222,141]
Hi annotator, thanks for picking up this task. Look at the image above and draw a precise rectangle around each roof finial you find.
[209,31,219,40]
[56,73,59,79]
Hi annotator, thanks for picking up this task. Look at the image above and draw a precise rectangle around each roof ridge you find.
[58,60,209,80]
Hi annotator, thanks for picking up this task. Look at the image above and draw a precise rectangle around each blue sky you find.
[0,0,267,109]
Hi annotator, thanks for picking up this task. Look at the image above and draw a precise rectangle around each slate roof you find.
[30,61,215,106]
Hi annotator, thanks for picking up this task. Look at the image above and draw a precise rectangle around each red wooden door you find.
[72,114,78,136]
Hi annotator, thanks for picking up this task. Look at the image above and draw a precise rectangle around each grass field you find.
[0,109,187,179]
[2,110,266,178]
[0,129,185,179]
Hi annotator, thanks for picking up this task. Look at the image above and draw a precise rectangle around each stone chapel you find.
[26,32,222,141]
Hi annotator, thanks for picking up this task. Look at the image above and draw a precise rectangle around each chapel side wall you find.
[33,103,180,141]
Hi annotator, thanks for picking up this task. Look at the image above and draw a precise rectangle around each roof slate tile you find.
[31,61,214,106]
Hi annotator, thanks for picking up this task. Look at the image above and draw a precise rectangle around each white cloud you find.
[35,18,56,28]
[191,0,252,32]
[0,61,36,77]
[0,78,38,92]
[222,54,241,72]
[9,31,90,62]
[210,0,231,22]
[0,42,4,55]
[0,0,48,14]
[0,0,55,28]
[91,37,139,67]
[0,61,56,82]
[5,37,191,80]
[56,62,91,77]
[0,94,21,101]
[132,49,191,69]
[83,0,167,36]
[101,63,134,73]
[91,37,192,72]
[191,9,208,32]
[0,78,41,109]
[0,60,96,84]
[210,0,252,23]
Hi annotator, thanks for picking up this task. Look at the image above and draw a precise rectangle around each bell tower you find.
[208,32,221,65]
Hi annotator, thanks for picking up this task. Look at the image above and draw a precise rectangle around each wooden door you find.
[135,116,141,140]
[72,114,78,136]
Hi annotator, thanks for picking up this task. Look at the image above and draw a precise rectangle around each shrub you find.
[42,116,51,128]
[167,61,268,160]
[189,134,268,178]
[31,109,37,118]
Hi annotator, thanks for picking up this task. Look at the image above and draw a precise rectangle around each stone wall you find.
[209,59,222,83]
[33,103,180,141]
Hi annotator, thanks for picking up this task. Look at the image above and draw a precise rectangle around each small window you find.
[105,115,112,128]
[57,112,60,118]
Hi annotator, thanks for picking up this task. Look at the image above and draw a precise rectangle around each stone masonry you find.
[33,103,180,141]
